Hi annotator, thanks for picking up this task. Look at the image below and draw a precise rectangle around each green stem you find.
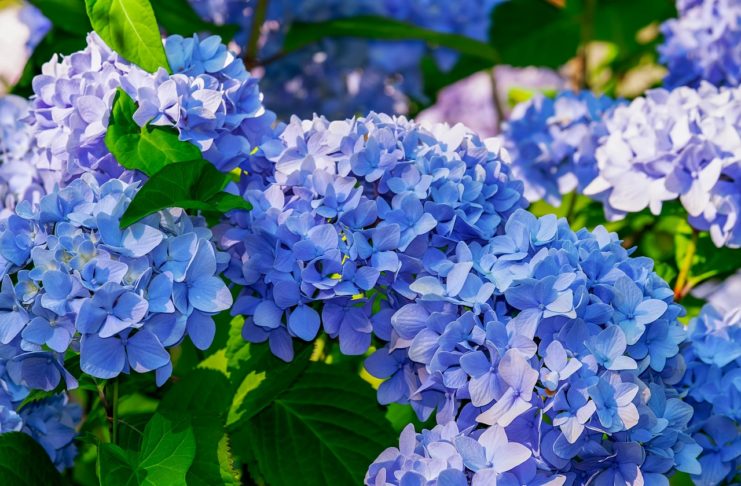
[674,230,698,301]
[244,0,270,69]
[109,379,119,445]
[576,0,596,90]
[488,69,506,134]
[563,191,577,222]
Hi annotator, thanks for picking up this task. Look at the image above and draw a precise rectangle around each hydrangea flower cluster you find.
[584,83,741,248]
[0,175,232,386]
[1,340,80,470]
[365,209,699,484]
[218,113,526,361]
[27,31,275,184]
[659,0,741,89]
[679,293,741,485]
[503,91,620,206]
[0,95,45,215]
[189,0,505,119]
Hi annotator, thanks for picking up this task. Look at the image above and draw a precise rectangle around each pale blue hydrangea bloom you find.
[659,0,741,89]
[585,83,741,248]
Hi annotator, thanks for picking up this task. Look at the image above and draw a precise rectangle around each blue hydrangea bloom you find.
[365,209,697,484]
[0,175,232,384]
[503,91,621,205]
[585,83,741,248]
[679,297,741,486]
[659,0,741,89]
[27,32,277,183]
[218,114,525,361]
[0,339,80,470]
[188,0,505,119]
[0,95,45,216]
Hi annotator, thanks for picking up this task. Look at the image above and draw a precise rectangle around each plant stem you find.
[576,0,596,90]
[488,69,505,134]
[563,191,577,222]
[243,0,269,69]
[107,378,120,445]
[674,229,698,301]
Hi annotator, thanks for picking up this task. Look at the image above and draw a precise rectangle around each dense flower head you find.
[503,91,620,206]
[0,95,45,215]
[27,31,275,184]
[218,113,526,361]
[584,83,741,248]
[0,174,232,385]
[679,294,741,486]
[365,209,698,484]
[659,0,741,89]
[189,0,505,119]
[0,340,80,470]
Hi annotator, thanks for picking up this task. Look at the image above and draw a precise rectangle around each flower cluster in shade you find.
[217,113,526,361]
[0,175,232,386]
[188,0,505,119]
[584,83,741,248]
[659,0,741,89]
[677,292,741,485]
[27,31,276,184]
[364,209,700,485]
[503,91,620,206]
[1,340,80,470]
[416,65,567,138]
[0,95,46,215]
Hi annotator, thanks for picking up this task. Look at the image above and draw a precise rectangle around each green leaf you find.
[150,0,238,40]
[120,158,251,228]
[98,413,196,486]
[675,232,739,288]
[236,363,397,486]
[105,89,201,176]
[225,318,313,427]
[0,432,63,486]
[29,0,91,35]
[284,16,500,63]
[85,0,171,73]
[489,0,579,68]
[159,369,239,485]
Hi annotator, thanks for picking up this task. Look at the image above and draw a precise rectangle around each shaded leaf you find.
[284,16,500,62]
[98,413,196,486]
[236,363,396,486]
[225,317,313,427]
[120,158,251,228]
[159,369,239,485]
[29,0,90,35]
[0,432,63,486]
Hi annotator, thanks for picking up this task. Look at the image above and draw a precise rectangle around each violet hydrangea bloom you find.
[0,95,45,215]
[218,113,525,361]
[0,339,80,470]
[503,91,621,205]
[0,175,232,385]
[659,0,741,89]
[27,32,276,183]
[365,209,698,484]
[679,296,741,486]
[189,0,506,119]
[584,83,741,248]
